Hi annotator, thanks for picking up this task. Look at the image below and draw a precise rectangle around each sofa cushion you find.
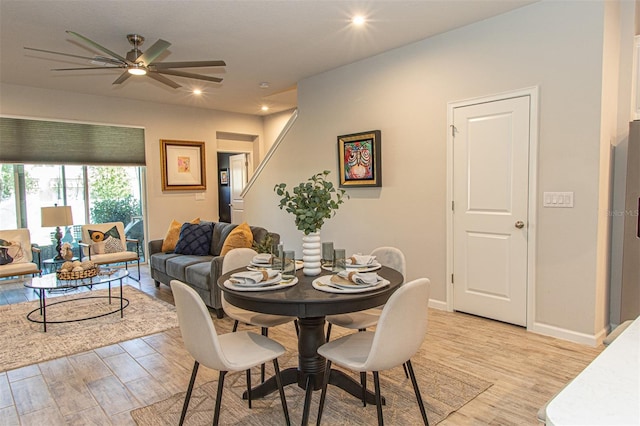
[211,222,236,256]
[175,222,213,256]
[166,255,213,281]
[220,222,253,256]
[162,217,200,252]
[185,262,212,291]
[150,252,180,274]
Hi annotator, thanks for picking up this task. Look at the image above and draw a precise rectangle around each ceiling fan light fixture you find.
[128,65,147,76]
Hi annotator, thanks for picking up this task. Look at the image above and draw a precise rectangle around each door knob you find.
[515,221,525,229]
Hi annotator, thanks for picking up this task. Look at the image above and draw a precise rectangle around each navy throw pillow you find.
[174,222,213,256]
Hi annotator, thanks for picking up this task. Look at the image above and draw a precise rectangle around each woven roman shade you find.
[0,117,145,165]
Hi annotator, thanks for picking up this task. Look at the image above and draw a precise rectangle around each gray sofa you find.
[148,221,279,318]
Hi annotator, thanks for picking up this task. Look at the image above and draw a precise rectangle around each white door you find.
[452,95,530,326]
[229,153,247,224]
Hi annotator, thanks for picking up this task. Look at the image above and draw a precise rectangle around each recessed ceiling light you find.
[193,89,202,95]
[352,15,366,26]
[259,82,270,89]
[261,105,269,111]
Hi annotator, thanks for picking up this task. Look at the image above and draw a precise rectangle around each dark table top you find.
[218,266,403,318]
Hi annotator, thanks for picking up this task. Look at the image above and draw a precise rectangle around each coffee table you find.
[23,269,129,332]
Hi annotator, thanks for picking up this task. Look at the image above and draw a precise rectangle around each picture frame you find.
[160,139,206,191]
[337,130,382,188]
[219,168,229,186]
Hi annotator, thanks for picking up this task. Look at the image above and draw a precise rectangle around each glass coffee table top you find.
[23,269,129,290]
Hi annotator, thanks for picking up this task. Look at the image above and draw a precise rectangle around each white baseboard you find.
[428,299,448,311]
[530,321,606,347]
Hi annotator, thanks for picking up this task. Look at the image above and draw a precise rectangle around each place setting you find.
[223,252,299,291]
[314,245,389,293]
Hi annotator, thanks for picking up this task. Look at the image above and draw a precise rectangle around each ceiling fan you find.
[24,31,226,89]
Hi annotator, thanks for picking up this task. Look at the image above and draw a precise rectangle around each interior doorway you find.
[217,152,238,223]
[446,87,538,329]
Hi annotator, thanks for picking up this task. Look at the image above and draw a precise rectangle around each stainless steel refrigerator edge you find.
[620,120,640,321]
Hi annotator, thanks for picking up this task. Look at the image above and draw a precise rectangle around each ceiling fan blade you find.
[136,39,171,66]
[146,72,181,89]
[51,66,124,71]
[113,71,132,85]
[24,47,124,66]
[66,30,129,64]
[151,60,226,69]
[154,69,223,83]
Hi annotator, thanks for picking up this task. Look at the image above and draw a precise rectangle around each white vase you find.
[302,231,322,276]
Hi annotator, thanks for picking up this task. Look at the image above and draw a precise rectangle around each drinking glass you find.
[282,250,296,280]
[322,242,334,269]
[333,249,346,272]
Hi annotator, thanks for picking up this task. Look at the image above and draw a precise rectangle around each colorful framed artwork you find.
[219,168,229,185]
[160,139,206,191]
[337,130,382,188]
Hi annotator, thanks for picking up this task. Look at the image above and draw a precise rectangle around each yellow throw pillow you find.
[162,217,200,252]
[220,222,253,256]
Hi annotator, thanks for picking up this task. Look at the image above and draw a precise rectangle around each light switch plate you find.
[195,193,205,201]
[543,192,574,208]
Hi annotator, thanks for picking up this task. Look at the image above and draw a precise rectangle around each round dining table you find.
[218,265,403,425]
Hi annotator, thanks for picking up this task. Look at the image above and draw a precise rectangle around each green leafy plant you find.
[252,232,275,254]
[90,195,140,225]
[274,170,348,235]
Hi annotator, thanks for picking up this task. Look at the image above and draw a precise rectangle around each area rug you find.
[131,359,492,425]
[0,285,178,372]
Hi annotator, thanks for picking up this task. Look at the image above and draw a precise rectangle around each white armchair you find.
[0,228,41,279]
[80,221,140,280]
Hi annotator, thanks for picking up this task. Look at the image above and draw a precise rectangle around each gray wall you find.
[244,1,634,344]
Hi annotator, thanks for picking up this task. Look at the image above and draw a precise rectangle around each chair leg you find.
[403,363,409,378]
[301,374,314,425]
[373,371,384,426]
[360,372,367,407]
[260,327,268,383]
[213,370,227,426]
[232,320,239,332]
[294,319,299,336]
[179,360,199,426]
[325,323,332,342]
[316,360,332,426]
[246,369,252,408]
[273,358,291,426]
[406,360,429,425]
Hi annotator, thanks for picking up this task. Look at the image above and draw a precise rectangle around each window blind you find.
[0,117,145,166]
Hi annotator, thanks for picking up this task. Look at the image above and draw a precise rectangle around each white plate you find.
[321,262,382,273]
[224,277,298,292]
[312,275,389,294]
[248,260,304,271]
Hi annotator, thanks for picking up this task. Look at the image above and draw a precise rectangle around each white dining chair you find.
[316,278,431,426]
[222,247,298,382]
[325,246,406,342]
[170,280,290,426]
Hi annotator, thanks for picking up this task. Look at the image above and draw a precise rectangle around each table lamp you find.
[41,205,74,260]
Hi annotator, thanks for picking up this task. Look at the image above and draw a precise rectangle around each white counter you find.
[546,316,640,425]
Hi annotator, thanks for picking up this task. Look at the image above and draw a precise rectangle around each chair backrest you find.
[170,280,233,371]
[370,246,406,278]
[0,228,33,263]
[222,247,259,274]
[221,248,258,310]
[363,278,431,371]
[80,222,127,256]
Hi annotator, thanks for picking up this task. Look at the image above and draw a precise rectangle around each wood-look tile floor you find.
[0,266,603,425]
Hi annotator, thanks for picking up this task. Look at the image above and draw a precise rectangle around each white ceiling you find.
[0,0,537,116]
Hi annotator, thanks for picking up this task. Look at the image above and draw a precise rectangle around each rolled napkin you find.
[346,254,376,266]
[229,269,279,286]
[252,253,273,264]
[334,270,381,285]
